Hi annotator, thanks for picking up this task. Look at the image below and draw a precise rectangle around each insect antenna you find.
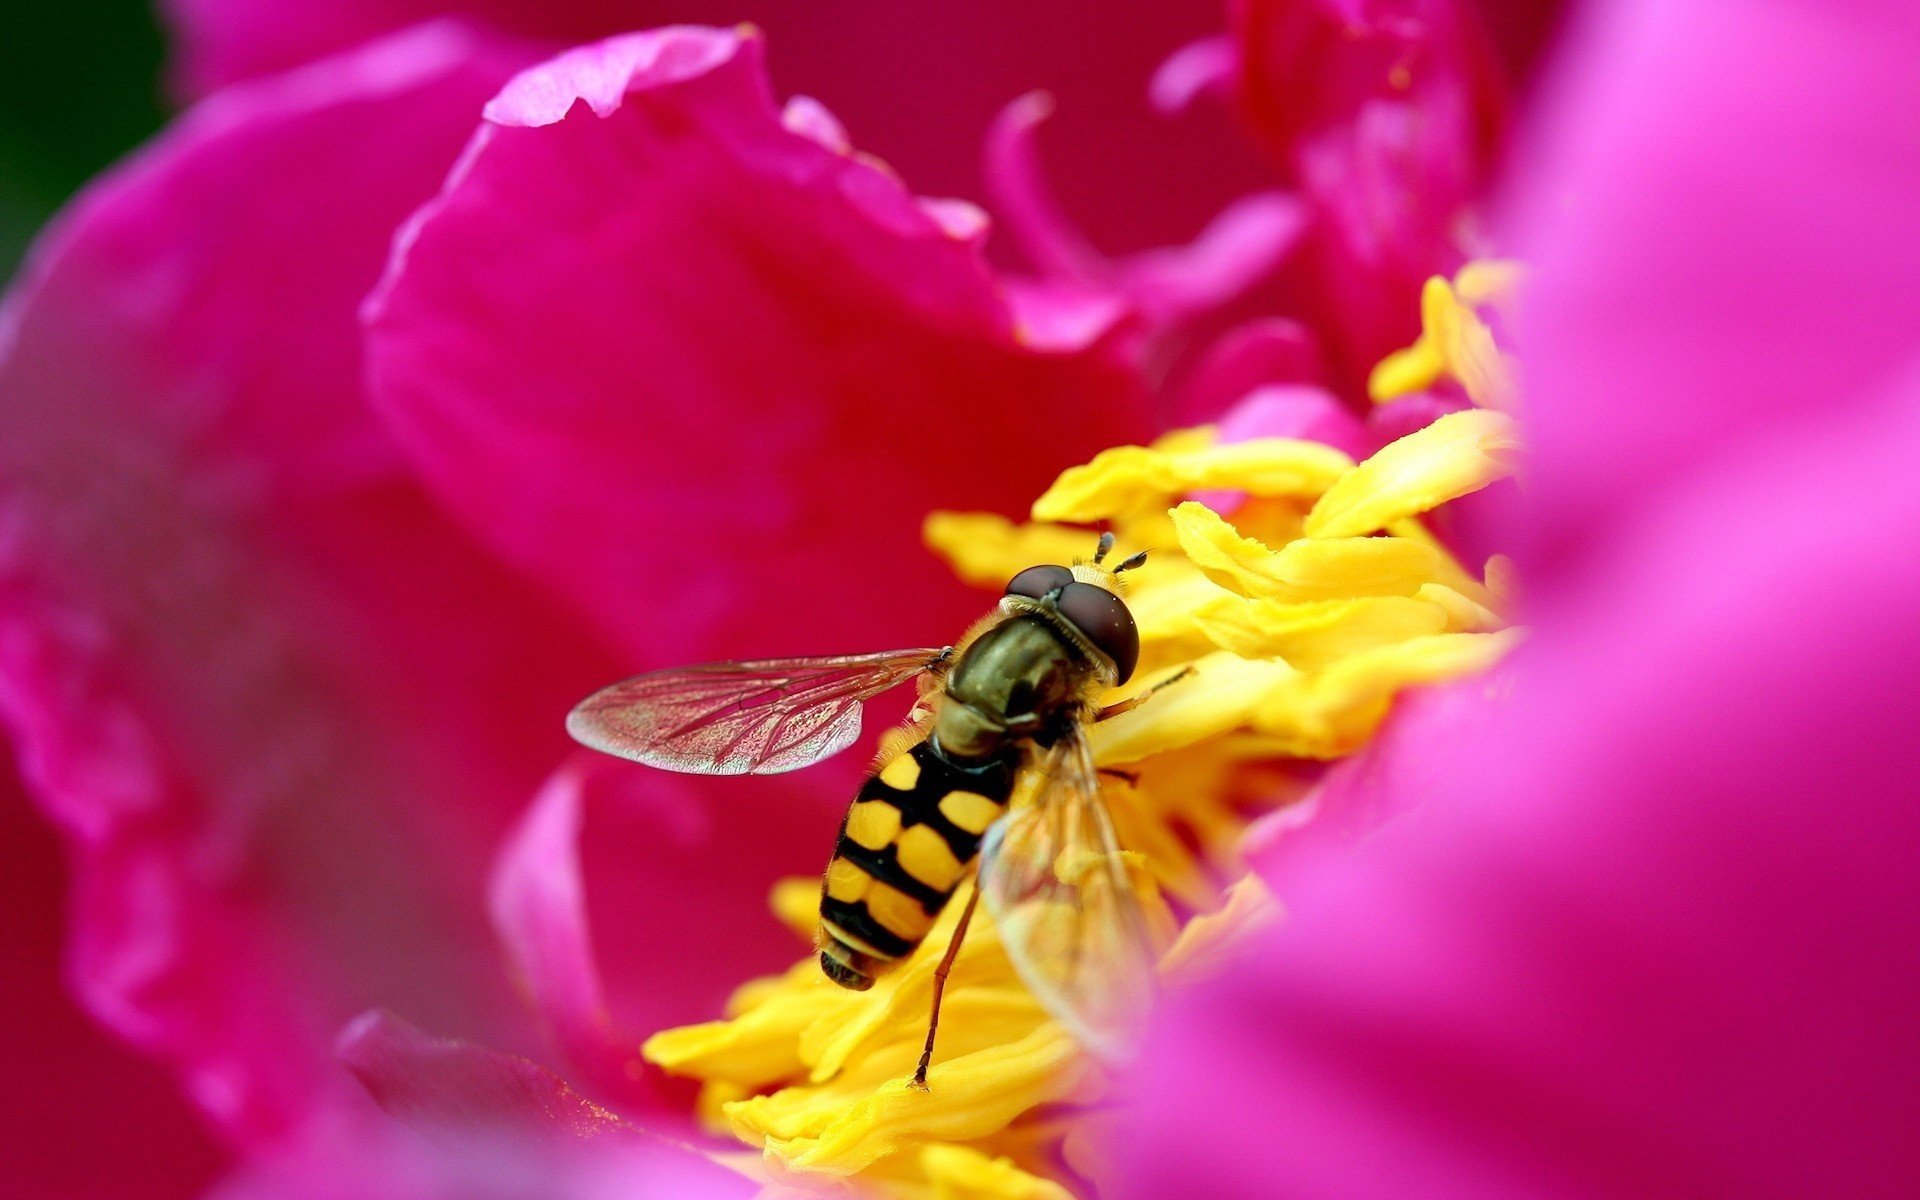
[1113,550,1149,573]
[1092,531,1116,564]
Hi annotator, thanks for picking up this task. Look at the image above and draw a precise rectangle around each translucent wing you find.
[979,723,1159,1060]
[566,648,948,775]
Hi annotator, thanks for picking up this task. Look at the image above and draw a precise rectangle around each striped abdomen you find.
[817,738,1017,988]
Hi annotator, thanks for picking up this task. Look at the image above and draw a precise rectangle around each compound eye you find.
[1057,581,1139,683]
[1005,563,1075,600]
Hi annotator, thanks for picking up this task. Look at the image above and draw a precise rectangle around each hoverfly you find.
[567,533,1186,1086]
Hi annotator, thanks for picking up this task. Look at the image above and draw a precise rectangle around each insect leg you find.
[909,878,982,1091]
[1094,665,1195,722]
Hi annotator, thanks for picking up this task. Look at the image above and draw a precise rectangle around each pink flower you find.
[1114,2,1920,1195]
[2,3,1513,1195]
[15,0,1758,1190]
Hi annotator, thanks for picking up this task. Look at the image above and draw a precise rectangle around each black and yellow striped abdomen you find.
[817,738,1017,988]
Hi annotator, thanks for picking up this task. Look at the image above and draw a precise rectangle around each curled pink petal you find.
[988,90,1306,327]
[490,754,853,1123]
[1219,383,1370,459]
[917,196,992,247]
[488,758,664,1118]
[365,26,1151,675]
[779,94,851,153]
[1171,317,1326,423]
[984,90,1104,281]
[1148,34,1238,116]
[1118,190,1306,323]
[165,4,1265,277]
[0,21,611,1146]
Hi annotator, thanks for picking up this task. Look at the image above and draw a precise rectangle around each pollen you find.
[643,289,1524,1199]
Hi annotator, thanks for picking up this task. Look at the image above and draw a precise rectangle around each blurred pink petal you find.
[1216,383,1370,459]
[209,1111,753,1200]
[984,90,1305,326]
[1233,0,1506,381]
[1506,0,1920,581]
[337,1010,632,1139]
[1241,668,1509,888]
[163,3,1270,269]
[0,21,617,1145]
[1116,2,1920,1195]
[487,761,637,1110]
[365,26,1153,673]
[160,0,617,97]
[0,766,226,1197]
[1170,316,1325,423]
[489,748,857,1105]
[1148,34,1238,116]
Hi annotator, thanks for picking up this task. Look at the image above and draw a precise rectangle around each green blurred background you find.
[0,0,168,279]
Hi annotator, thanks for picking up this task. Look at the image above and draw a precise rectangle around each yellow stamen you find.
[643,286,1525,1198]
[1368,261,1523,408]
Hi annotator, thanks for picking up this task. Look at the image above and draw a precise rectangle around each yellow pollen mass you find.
[938,790,1003,836]
[845,801,901,851]
[643,273,1526,1199]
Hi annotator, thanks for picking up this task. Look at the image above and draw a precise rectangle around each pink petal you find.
[160,0,596,97]
[0,22,615,1145]
[1121,369,1920,1196]
[164,3,1270,271]
[365,27,1152,676]
[1116,3,1920,1194]
[1118,191,1307,323]
[1170,316,1325,423]
[490,754,853,1123]
[337,1010,631,1139]
[213,1107,754,1200]
[0,769,225,1198]
[1148,34,1238,116]
[1503,0,1920,580]
[985,91,1306,326]
[1241,669,1509,890]
[1217,383,1371,459]
[1232,0,1506,381]
[1365,389,1469,448]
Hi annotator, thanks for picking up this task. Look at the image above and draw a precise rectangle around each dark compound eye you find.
[1057,581,1139,684]
[1004,563,1074,600]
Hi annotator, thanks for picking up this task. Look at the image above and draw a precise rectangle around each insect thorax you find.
[933,614,1102,761]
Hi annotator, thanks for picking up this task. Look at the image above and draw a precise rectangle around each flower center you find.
[642,268,1520,1198]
